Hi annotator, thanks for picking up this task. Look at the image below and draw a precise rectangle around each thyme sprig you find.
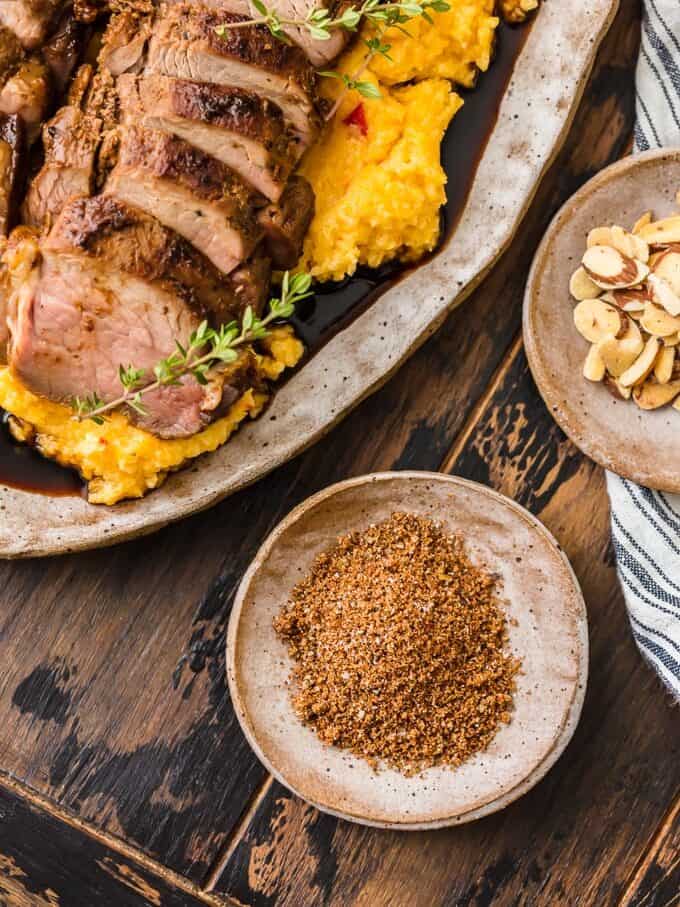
[72,271,312,425]
[215,0,449,43]
[215,0,450,109]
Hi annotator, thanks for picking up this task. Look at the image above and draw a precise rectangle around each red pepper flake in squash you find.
[343,103,368,136]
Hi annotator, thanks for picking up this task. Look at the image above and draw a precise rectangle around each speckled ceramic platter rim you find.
[524,148,680,492]
[0,0,619,557]
[226,472,588,829]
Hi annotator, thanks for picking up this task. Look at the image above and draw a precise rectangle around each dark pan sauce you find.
[0,18,531,496]
[0,412,82,495]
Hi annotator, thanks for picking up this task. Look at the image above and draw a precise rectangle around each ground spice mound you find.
[273,511,521,775]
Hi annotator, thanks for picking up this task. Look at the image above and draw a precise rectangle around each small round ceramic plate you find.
[227,472,588,829]
[524,148,680,492]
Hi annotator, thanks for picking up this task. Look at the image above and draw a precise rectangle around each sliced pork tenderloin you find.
[99,6,153,75]
[0,58,51,141]
[257,174,313,269]
[117,73,296,202]
[22,104,102,227]
[162,0,351,66]
[22,64,118,226]
[147,3,320,152]
[0,25,23,74]
[42,7,90,90]
[47,194,271,322]
[7,240,260,438]
[0,113,26,235]
[105,125,262,275]
[0,114,27,359]
[0,0,65,49]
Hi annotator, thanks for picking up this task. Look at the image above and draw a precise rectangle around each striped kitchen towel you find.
[606,0,680,699]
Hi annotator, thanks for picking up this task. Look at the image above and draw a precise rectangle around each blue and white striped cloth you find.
[606,0,680,700]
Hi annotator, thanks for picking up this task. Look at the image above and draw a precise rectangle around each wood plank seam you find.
[434,275,680,907]
[438,331,524,475]
[616,789,680,907]
[0,770,235,907]
[200,311,525,895]
[204,776,275,893]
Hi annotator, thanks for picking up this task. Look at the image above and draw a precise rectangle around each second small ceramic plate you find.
[524,148,680,492]
[227,472,588,829]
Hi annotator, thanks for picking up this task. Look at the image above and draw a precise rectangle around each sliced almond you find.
[647,272,680,316]
[597,338,641,377]
[569,265,601,301]
[663,332,680,347]
[597,328,644,378]
[632,211,653,234]
[654,346,676,384]
[604,376,632,400]
[582,245,649,289]
[583,344,605,381]
[652,249,680,296]
[611,287,651,312]
[673,396,680,411]
[573,298,627,342]
[633,378,680,410]
[638,215,680,246]
[619,336,662,387]
[640,301,680,337]
[586,226,614,248]
[610,225,649,262]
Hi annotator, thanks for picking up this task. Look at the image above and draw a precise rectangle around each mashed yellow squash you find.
[299,0,499,282]
[368,0,498,87]
[0,327,303,505]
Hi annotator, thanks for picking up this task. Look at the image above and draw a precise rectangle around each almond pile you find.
[570,203,680,410]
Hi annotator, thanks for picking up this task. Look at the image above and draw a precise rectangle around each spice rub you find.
[274,511,520,775]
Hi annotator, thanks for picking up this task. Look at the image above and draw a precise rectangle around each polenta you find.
[299,0,499,282]
[0,328,303,505]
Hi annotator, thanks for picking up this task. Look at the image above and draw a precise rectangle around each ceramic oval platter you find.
[0,0,618,557]
[227,472,588,828]
[525,148,680,492]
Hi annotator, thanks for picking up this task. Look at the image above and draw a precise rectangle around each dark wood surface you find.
[1,3,678,905]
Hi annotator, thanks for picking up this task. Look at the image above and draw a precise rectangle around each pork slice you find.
[257,174,313,269]
[0,113,26,235]
[47,194,271,322]
[8,247,257,438]
[0,58,51,141]
[118,73,295,202]
[99,8,152,76]
[147,3,319,150]
[42,8,89,90]
[22,104,102,227]
[0,24,23,73]
[0,0,64,49]
[0,260,7,361]
[105,125,262,275]
[162,0,350,66]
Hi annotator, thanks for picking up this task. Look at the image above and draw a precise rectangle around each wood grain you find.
[0,4,670,907]
[0,779,214,907]
[216,347,678,907]
[619,796,680,907]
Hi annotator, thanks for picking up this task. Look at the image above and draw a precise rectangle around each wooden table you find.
[1,4,678,905]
